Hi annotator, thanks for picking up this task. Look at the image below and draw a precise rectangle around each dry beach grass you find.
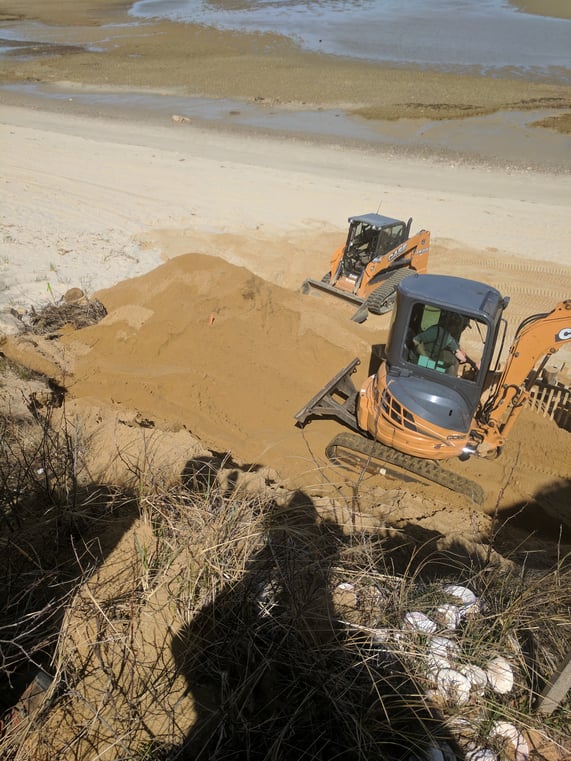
[0,385,569,759]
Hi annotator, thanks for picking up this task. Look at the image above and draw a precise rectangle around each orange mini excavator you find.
[296,273,571,504]
[301,213,430,323]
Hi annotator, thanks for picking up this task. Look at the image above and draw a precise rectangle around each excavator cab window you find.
[405,303,487,380]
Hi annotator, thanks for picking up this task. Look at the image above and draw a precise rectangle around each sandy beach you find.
[0,0,569,501]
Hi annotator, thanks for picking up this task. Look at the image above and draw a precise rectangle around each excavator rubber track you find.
[325,431,485,505]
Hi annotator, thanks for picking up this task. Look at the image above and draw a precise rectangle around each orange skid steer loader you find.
[301,213,430,323]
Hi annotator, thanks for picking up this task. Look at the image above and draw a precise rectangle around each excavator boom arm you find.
[479,300,571,439]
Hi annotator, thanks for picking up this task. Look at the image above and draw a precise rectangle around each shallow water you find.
[130,0,571,82]
[1,2,569,166]
[2,82,569,171]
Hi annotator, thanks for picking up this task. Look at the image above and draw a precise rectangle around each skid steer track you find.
[366,269,414,315]
[325,432,485,505]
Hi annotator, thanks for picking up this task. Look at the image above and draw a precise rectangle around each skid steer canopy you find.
[301,213,430,322]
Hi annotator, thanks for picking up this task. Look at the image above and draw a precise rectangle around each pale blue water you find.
[129,0,571,81]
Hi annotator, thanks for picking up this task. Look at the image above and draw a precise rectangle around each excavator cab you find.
[296,273,569,505]
[362,275,507,441]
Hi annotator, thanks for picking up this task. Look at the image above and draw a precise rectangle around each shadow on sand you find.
[168,455,481,761]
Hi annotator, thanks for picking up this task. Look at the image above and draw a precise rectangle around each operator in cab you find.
[411,311,478,377]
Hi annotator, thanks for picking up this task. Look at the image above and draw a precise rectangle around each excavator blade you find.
[326,431,485,505]
[294,358,361,431]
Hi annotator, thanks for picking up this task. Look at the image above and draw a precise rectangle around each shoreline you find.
[1,0,570,178]
[1,85,569,176]
[2,0,571,25]
[1,2,570,131]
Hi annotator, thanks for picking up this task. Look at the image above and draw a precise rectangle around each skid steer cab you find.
[301,213,430,323]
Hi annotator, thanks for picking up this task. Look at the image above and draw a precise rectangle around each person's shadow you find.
[170,480,459,760]
[171,490,343,759]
